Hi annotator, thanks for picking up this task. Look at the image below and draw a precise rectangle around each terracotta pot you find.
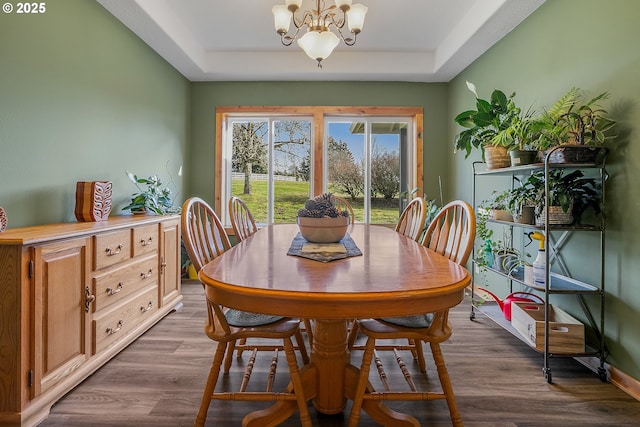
[484,146,511,169]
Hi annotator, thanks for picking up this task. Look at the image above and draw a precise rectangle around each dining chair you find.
[333,194,355,224]
[229,196,258,242]
[395,196,427,241]
[347,200,475,427]
[181,197,311,427]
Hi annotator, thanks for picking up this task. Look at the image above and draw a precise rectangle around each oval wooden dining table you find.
[199,223,470,426]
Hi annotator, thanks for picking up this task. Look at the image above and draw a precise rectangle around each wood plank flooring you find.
[40,280,640,426]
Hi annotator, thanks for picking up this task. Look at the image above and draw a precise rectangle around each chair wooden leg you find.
[283,337,312,427]
[236,338,247,357]
[414,339,427,375]
[294,330,310,364]
[223,339,237,373]
[348,337,376,427]
[195,342,227,427]
[409,338,418,359]
[430,342,462,427]
[347,321,359,349]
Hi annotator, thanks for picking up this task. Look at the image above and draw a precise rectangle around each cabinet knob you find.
[140,269,153,279]
[140,237,153,246]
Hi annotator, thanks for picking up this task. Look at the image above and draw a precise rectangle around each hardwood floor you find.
[41,280,640,426]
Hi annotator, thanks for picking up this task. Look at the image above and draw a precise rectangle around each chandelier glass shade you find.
[272,0,368,67]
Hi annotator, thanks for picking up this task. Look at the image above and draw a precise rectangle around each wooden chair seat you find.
[182,197,311,426]
[348,200,475,427]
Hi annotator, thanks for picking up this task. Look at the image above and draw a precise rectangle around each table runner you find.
[287,232,362,262]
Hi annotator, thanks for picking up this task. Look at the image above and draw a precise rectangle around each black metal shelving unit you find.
[470,145,608,384]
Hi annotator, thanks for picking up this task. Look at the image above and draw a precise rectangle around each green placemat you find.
[287,232,362,263]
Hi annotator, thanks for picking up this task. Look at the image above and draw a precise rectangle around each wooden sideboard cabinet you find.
[0,216,183,426]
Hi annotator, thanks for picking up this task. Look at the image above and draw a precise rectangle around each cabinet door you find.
[31,237,91,398]
[159,219,180,306]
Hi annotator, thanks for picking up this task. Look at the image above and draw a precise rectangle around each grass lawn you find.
[232,179,402,224]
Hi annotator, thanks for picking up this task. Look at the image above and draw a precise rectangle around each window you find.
[216,107,423,229]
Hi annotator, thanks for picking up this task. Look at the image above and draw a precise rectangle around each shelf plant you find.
[531,87,616,155]
[526,169,600,225]
[505,180,536,224]
[454,81,522,168]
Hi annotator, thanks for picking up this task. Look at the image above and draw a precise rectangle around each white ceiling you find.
[96,0,545,82]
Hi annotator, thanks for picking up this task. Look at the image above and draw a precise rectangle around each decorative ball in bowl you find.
[297,193,351,243]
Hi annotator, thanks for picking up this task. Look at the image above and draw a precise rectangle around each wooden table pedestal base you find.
[242,319,420,427]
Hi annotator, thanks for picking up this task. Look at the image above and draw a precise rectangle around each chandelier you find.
[272,0,368,68]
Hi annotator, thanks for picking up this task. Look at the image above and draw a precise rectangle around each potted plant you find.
[487,229,519,273]
[526,169,601,225]
[479,190,512,222]
[505,181,536,225]
[531,88,616,163]
[122,171,178,215]
[454,81,521,169]
[489,105,540,166]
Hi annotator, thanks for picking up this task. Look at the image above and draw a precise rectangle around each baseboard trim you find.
[577,357,640,401]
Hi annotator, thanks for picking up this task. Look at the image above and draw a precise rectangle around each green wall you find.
[188,82,449,205]
[0,0,189,227]
[449,0,640,381]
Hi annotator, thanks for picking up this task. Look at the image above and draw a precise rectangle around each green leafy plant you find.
[122,171,178,215]
[454,81,522,158]
[531,88,616,150]
[526,169,601,224]
[480,190,510,211]
[505,180,536,220]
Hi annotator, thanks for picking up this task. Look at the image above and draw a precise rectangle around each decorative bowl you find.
[297,216,349,243]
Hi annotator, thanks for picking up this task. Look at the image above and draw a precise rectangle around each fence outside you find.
[232,172,301,182]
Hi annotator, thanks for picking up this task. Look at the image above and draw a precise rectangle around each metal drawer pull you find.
[106,282,124,296]
[105,244,123,256]
[85,286,96,313]
[140,301,153,313]
[141,237,153,246]
[140,269,153,279]
[106,320,124,335]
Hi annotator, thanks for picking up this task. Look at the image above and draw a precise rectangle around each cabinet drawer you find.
[92,286,158,354]
[92,254,158,312]
[94,229,131,269]
[132,224,159,257]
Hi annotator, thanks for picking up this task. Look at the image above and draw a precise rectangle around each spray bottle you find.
[529,231,546,286]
